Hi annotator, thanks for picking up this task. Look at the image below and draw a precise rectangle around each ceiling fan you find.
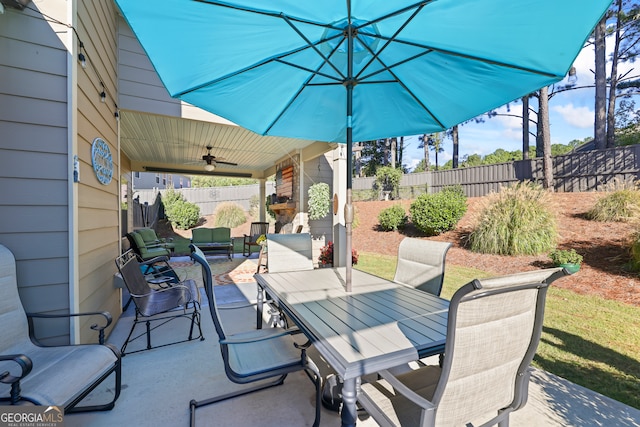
[202,146,237,171]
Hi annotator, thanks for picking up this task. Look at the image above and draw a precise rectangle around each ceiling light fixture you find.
[204,163,215,172]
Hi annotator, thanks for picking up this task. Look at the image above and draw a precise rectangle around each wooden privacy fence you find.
[353,145,640,199]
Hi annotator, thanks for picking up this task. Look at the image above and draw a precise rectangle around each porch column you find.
[332,146,347,267]
[259,178,266,222]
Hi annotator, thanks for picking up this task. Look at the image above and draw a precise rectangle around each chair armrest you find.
[139,255,170,265]
[0,354,32,405]
[0,354,32,384]
[26,311,113,345]
[376,369,437,411]
[220,327,294,345]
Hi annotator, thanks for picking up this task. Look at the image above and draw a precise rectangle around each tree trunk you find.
[539,86,553,189]
[594,15,607,149]
[607,0,623,148]
[422,134,430,171]
[452,126,459,168]
[522,96,530,160]
[390,137,396,169]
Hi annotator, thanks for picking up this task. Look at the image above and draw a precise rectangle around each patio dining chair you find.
[243,221,269,256]
[393,238,452,296]
[258,233,315,328]
[188,244,321,427]
[115,250,204,355]
[357,267,570,427]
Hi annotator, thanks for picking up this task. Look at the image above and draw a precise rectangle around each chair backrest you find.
[0,244,30,352]
[266,233,314,273]
[248,222,269,240]
[393,238,452,296]
[190,245,226,341]
[127,231,170,259]
[136,228,160,245]
[116,250,152,296]
[432,268,568,426]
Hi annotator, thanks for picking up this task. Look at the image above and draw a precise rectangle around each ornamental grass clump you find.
[468,182,557,255]
[214,202,246,228]
[409,185,467,236]
[586,178,640,222]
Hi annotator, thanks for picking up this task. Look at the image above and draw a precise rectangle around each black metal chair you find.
[115,250,204,355]
[188,244,321,427]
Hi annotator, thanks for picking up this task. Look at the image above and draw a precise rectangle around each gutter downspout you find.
[67,0,80,343]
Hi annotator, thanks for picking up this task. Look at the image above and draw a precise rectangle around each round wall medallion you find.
[91,137,113,185]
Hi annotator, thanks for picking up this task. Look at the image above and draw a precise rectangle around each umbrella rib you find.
[361,31,561,79]
[274,59,343,83]
[353,3,427,82]
[365,53,447,129]
[282,14,346,81]
[195,0,339,30]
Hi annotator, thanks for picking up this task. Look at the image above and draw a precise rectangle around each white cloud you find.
[552,104,594,128]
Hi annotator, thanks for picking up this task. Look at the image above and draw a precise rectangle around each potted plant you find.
[308,183,331,220]
[549,248,583,274]
[318,241,359,267]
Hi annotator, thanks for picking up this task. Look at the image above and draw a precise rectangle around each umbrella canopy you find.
[116,0,611,289]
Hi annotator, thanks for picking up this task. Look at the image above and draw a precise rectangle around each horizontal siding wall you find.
[0,4,72,344]
[76,0,121,343]
[117,15,182,116]
[353,146,640,199]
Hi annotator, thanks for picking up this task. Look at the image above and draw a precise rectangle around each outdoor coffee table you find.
[198,240,234,260]
[254,267,448,427]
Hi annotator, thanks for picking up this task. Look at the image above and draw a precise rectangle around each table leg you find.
[341,377,359,427]
[256,285,264,329]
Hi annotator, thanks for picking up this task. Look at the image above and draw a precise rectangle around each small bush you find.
[468,182,557,255]
[409,185,467,236]
[214,202,246,228]
[165,199,200,230]
[549,248,583,265]
[378,205,407,231]
[162,187,184,208]
[587,179,640,222]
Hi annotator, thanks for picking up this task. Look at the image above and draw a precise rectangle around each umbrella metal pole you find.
[344,17,354,294]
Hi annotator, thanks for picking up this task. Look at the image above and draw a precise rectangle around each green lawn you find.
[355,251,640,409]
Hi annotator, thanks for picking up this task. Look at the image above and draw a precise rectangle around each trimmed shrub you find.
[378,205,407,231]
[214,202,246,228]
[468,182,557,255]
[586,179,640,222]
[409,185,467,236]
[165,199,200,230]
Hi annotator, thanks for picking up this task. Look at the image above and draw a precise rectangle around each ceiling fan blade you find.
[216,160,238,166]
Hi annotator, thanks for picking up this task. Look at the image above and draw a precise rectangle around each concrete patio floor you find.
[66,256,640,427]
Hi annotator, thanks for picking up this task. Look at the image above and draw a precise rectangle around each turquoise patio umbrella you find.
[116,0,611,291]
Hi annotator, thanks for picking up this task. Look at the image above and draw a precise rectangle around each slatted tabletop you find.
[255,267,448,380]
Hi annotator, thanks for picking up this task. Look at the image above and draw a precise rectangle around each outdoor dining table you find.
[254,267,449,427]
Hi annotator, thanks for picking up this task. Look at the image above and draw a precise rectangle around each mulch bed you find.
[352,192,640,307]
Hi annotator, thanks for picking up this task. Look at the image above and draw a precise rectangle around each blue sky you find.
[401,41,640,171]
